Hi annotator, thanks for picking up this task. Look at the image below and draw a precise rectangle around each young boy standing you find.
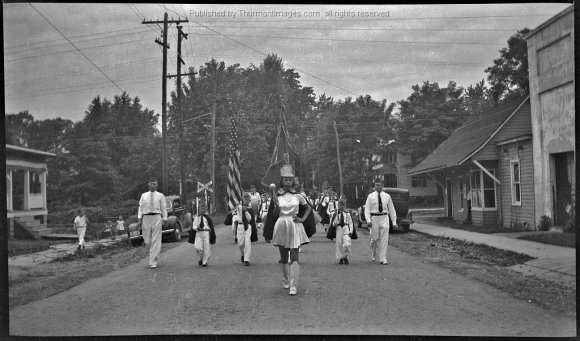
[234,193,254,266]
[191,204,214,267]
[330,198,354,264]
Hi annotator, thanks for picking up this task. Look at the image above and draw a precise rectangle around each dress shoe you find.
[198,260,203,266]
[202,263,208,267]
[150,264,157,269]
[344,257,349,265]
[244,261,250,266]
[241,256,244,262]
[339,258,344,264]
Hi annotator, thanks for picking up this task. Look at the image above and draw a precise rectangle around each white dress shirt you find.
[364,191,397,225]
[138,191,168,220]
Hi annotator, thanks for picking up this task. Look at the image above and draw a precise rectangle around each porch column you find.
[42,171,48,209]
[7,169,12,212]
[24,170,30,211]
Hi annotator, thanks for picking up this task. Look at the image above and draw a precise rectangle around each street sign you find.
[197,181,213,193]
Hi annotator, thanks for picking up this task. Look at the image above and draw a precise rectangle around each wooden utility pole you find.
[210,69,217,214]
[143,13,187,194]
[333,121,343,197]
[167,25,194,197]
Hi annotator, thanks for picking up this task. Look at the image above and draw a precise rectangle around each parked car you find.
[353,187,414,233]
[128,195,193,246]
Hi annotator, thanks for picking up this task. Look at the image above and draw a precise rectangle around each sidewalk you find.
[8,235,129,268]
[411,222,576,288]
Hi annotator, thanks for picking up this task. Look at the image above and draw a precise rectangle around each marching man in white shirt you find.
[137,177,168,269]
[364,181,397,265]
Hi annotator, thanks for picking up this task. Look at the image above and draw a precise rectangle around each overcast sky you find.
[3,3,572,123]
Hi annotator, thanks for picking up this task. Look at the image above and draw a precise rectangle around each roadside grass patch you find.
[390,232,575,316]
[8,239,68,257]
[517,233,575,248]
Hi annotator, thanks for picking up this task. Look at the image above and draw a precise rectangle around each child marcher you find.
[233,193,254,266]
[326,192,339,234]
[73,209,88,251]
[317,189,330,232]
[188,203,215,267]
[330,198,354,264]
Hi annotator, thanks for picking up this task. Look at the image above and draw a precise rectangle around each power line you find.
[193,13,553,23]
[5,35,158,62]
[5,57,160,89]
[159,5,360,97]
[28,3,124,92]
[187,31,506,46]
[187,23,522,33]
[4,26,154,50]
[5,28,156,56]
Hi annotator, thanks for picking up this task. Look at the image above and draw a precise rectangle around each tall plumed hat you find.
[280,164,294,178]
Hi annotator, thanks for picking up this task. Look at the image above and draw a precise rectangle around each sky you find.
[3,3,573,123]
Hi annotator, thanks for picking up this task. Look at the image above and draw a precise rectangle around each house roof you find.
[6,144,56,158]
[408,97,529,176]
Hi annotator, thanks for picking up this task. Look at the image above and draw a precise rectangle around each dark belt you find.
[144,213,160,215]
[371,212,388,216]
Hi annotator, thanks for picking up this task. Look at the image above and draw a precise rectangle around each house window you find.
[29,172,42,194]
[470,169,496,209]
[384,173,397,187]
[411,177,427,187]
[510,160,521,206]
[386,152,397,164]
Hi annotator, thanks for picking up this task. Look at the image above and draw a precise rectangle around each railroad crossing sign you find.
[197,181,213,193]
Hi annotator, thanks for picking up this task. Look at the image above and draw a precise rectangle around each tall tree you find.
[485,28,530,103]
[396,81,468,166]
[5,111,36,147]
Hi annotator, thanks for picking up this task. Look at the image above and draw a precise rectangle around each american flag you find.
[227,108,242,211]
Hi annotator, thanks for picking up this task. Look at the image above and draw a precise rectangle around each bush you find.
[538,215,552,231]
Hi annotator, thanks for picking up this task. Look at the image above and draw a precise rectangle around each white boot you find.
[280,263,290,289]
[289,262,300,295]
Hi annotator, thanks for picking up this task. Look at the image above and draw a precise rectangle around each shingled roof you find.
[408,96,529,176]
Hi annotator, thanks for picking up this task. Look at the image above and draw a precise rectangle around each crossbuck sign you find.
[197,181,213,193]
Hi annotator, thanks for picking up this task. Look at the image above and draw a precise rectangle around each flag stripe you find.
[227,110,242,211]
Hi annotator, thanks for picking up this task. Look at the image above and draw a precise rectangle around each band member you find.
[264,165,311,295]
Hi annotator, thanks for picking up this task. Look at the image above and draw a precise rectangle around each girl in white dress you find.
[270,165,311,295]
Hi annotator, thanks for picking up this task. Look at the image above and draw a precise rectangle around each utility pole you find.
[167,25,194,197]
[210,69,217,214]
[333,121,343,198]
[143,13,188,194]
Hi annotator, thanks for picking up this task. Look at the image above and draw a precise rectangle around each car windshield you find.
[166,199,173,210]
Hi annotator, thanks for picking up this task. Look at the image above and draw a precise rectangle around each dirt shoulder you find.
[8,239,184,309]
[387,231,576,316]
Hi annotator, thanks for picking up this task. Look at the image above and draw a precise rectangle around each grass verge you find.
[8,239,69,257]
[9,239,185,309]
[389,231,576,316]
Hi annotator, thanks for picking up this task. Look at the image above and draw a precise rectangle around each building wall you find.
[498,140,536,229]
[397,153,439,199]
[527,7,575,225]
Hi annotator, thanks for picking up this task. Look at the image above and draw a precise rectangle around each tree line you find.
[5,29,530,213]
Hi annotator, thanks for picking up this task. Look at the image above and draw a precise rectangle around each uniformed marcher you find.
[234,193,254,266]
[137,177,168,269]
[364,181,397,265]
[330,197,354,264]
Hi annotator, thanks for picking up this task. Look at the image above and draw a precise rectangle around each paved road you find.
[10,224,576,336]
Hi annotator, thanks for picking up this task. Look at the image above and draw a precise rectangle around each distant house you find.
[525,5,575,228]
[6,144,56,239]
[371,150,440,203]
[408,97,536,229]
